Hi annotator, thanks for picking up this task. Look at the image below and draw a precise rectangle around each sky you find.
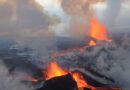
[0,0,130,38]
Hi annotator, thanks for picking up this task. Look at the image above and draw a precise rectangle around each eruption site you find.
[0,0,130,90]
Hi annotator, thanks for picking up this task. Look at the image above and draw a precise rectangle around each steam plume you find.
[104,0,122,28]
[0,61,31,90]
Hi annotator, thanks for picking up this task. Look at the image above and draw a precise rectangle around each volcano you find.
[27,61,120,90]
[22,17,121,90]
[0,34,123,90]
[0,15,124,90]
[32,62,120,90]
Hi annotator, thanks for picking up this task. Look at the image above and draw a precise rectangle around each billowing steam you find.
[92,44,130,88]
[94,0,130,32]
[0,0,130,90]
[104,0,122,28]
[55,39,130,89]
[0,61,31,90]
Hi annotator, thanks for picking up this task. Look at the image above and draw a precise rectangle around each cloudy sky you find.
[0,0,130,39]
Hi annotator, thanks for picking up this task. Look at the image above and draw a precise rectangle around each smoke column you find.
[104,0,122,28]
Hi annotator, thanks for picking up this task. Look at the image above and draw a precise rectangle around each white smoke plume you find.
[104,0,122,28]
[0,0,60,56]
[94,0,130,32]
[0,61,31,90]
[94,44,130,88]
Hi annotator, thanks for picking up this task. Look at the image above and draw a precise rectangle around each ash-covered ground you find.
[0,32,130,90]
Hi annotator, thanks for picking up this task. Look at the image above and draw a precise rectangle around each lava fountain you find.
[88,17,112,46]
[44,61,93,90]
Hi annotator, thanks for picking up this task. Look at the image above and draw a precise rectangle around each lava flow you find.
[44,61,67,80]
[89,40,96,46]
[89,17,111,41]
[50,17,112,59]
[44,61,92,90]
[88,17,112,46]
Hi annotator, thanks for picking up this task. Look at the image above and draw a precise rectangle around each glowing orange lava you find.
[89,40,96,46]
[43,61,120,90]
[44,61,90,90]
[44,61,67,80]
[72,72,88,90]
[89,17,111,42]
